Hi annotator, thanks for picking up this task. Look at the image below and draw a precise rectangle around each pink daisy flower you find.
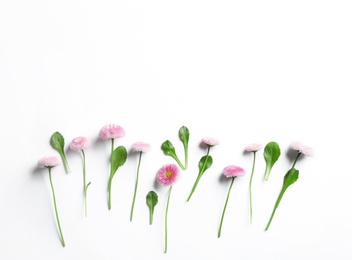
[202,137,219,147]
[99,124,126,140]
[131,141,151,153]
[37,155,65,246]
[70,137,90,151]
[37,156,60,168]
[223,165,246,177]
[290,141,313,157]
[156,164,180,186]
[218,164,245,238]
[245,143,263,152]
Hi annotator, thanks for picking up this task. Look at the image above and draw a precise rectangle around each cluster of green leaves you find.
[161,126,190,170]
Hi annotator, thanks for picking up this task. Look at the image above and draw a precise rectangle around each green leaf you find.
[161,140,177,156]
[50,132,65,153]
[146,191,158,225]
[50,131,71,173]
[178,126,190,169]
[178,126,189,145]
[198,155,213,176]
[264,141,281,181]
[161,140,185,170]
[265,168,299,230]
[111,146,127,176]
[282,168,299,192]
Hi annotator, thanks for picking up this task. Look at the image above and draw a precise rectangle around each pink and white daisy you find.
[37,156,60,168]
[99,124,126,140]
[130,141,151,221]
[223,165,246,178]
[218,164,245,238]
[131,141,151,153]
[245,143,263,152]
[156,164,180,186]
[290,141,313,157]
[202,137,219,147]
[70,137,90,151]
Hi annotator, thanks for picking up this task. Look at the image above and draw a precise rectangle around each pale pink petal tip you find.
[290,141,313,157]
[70,136,90,151]
[99,124,126,140]
[245,143,263,152]
[223,165,245,177]
[37,156,60,168]
[156,164,180,186]
[131,142,151,153]
[202,137,219,147]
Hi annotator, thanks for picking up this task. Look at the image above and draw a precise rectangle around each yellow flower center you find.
[165,171,172,178]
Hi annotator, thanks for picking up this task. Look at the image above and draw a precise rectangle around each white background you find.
[1,0,351,259]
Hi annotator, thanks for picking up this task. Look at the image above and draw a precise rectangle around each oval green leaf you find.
[111,146,127,176]
[146,191,158,225]
[264,142,281,181]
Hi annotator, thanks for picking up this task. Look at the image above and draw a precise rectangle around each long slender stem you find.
[249,151,257,224]
[108,138,115,210]
[130,152,142,221]
[265,187,286,230]
[184,143,189,170]
[265,153,301,230]
[164,186,173,254]
[48,168,65,247]
[218,177,235,238]
[187,146,210,201]
[82,150,88,217]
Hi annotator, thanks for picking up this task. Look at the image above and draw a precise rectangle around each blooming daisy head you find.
[290,141,313,157]
[70,136,90,152]
[37,156,60,168]
[156,164,180,186]
[202,137,219,147]
[222,165,245,178]
[245,143,263,152]
[99,124,126,140]
[131,141,151,153]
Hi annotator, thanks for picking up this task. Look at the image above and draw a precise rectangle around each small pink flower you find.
[202,137,219,147]
[290,141,313,157]
[99,124,126,140]
[245,143,263,152]
[37,156,60,168]
[131,142,151,153]
[70,137,89,151]
[156,164,180,186]
[223,165,245,177]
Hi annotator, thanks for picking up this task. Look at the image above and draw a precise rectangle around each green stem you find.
[292,152,301,169]
[249,151,257,224]
[265,153,302,231]
[218,177,235,238]
[164,186,173,254]
[184,143,189,170]
[108,138,115,210]
[48,168,65,247]
[265,185,287,231]
[82,150,88,217]
[62,154,71,174]
[130,152,142,221]
[149,208,154,225]
[187,146,210,201]
[173,155,185,170]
